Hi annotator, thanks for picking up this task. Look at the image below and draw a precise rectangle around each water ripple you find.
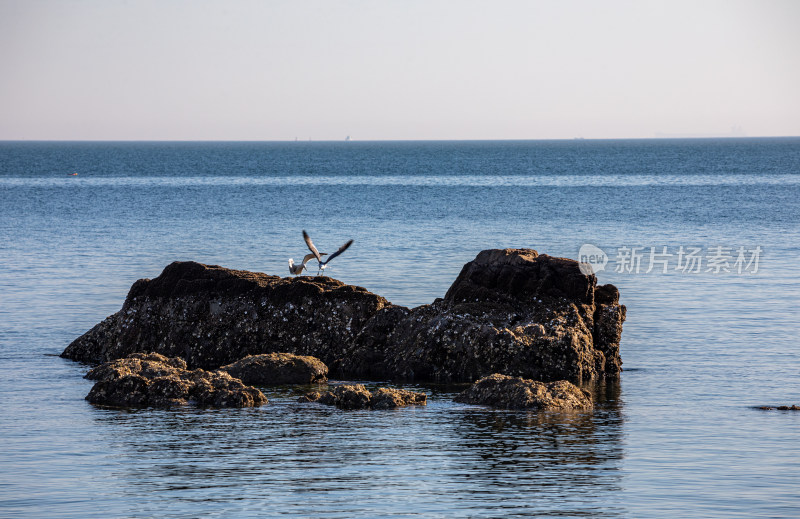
[3,173,800,188]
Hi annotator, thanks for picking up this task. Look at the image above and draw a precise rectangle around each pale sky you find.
[1,0,798,140]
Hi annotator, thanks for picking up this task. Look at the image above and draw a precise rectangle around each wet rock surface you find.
[339,248,626,383]
[758,405,800,411]
[299,384,427,409]
[220,353,328,385]
[454,373,593,410]
[62,249,626,384]
[85,352,267,408]
[62,261,390,370]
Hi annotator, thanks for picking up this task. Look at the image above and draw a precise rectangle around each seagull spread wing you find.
[322,239,353,266]
[302,252,326,265]
[303,230,322,262]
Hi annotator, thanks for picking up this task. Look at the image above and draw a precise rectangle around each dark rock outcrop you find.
[85,352,267,408]
[339,248,626,382]
[220,353,328,385]
[453,373,592,410]
[63,261,390,370]
[299,384,427,409]
[62,249,626,384]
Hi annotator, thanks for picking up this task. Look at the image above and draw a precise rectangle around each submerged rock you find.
[454,373,592,410]
[62,249,626,384]
[220,353,328,385]
[758,405,800,411]
[85,352,267,408]
[299,384,427,410]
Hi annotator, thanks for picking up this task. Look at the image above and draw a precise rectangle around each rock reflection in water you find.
[447,382,624,516]
[88,383,623,518]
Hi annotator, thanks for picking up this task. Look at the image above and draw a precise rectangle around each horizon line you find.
[2,135,799,143]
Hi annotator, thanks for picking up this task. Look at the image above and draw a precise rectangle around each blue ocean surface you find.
[1,139,799,518]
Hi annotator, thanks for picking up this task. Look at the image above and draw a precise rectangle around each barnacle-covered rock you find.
[220,352,328,385]
[85,352,187,381]
[299,384,427,409]
[62,261,390,369]
[370,387,428,409]
[85,352,267,408]
[339,248,626,383]
[63,249,626,384]
[454,373,592,410]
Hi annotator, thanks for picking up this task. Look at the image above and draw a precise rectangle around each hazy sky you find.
[1,0,798,140]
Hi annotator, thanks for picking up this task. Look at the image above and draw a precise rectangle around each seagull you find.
[288,252,327,276]
[303,230,354,276]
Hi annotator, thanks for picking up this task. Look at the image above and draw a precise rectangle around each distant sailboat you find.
[345,135,351,141]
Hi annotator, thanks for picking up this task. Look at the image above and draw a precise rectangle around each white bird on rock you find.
[303,230,353,276]
[288,252,327,275]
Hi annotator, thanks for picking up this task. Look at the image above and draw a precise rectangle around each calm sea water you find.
[1,139,799,518]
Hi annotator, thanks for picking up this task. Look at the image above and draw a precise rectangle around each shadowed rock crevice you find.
[62,249,626,384]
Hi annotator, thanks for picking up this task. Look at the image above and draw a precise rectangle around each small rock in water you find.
[299,384,427,410]
[759,405,800,411]
[85,352,267,408]
[453,373,592,410]
[371,387,428,409]
[220,352,328,385]
[85,351,187,381]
